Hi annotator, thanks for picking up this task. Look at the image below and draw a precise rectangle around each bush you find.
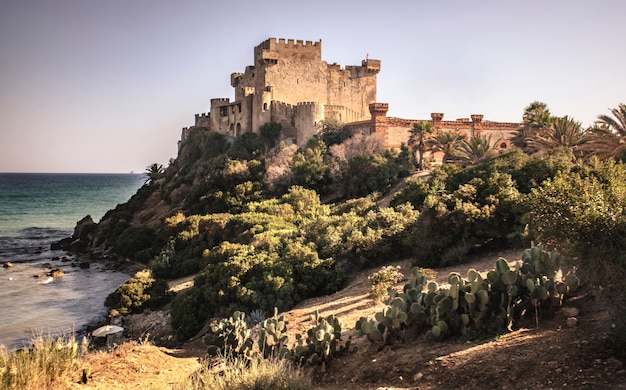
[227,132,267,160]
[292,139,332,195]
[369,265,404,300]
[524,158,626,355]
[259,122,283,147]
[392,155,533,267]
[171,288,211,341]
[105,270,171,315]
[349,153,401,197]
[112,227,163,263]
[306,202,418,267]
[193,240,342,320]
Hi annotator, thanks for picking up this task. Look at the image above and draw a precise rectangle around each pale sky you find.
[1,0,624,173]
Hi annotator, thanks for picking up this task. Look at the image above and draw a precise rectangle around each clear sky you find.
[1,0,624,173]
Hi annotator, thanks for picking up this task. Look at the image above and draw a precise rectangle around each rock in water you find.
[49,268,64,278]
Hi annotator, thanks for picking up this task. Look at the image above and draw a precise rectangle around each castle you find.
[181,37,520,155]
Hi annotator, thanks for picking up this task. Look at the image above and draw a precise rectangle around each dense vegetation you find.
[93,103,626,355]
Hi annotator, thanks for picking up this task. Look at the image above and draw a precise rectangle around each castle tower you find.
[431,113,444,133]
[471,114,484,138]
[190,37,381,145]
[370,103,389,142]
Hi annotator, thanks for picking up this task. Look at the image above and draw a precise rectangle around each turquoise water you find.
[0,173,145,236]
[0,173,144,349]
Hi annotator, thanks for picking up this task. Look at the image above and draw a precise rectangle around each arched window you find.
[263,102,268,111]
[236,123,241,136]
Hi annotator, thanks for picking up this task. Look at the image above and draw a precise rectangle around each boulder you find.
[49,268,64,278]
[51,215,97,252]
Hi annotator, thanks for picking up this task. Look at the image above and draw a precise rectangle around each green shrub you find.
[292,140,332,195]
[348,152,401,197]
[105,270,170,315]
[524,158,626,355]
[171,288,211,341]
[369,265,404,300]
[259,122,283,147]
[227,132,267,160]
[306,203,417,266]
[394,158,529,267]
[112,227,163,263]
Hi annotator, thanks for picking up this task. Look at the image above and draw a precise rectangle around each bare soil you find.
[75,249,626,389]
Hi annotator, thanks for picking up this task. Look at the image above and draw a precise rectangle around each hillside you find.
[48,127,626,389]
[70,249,626,389]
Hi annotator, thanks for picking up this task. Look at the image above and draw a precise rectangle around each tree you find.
[426,130,466,164]
[259,122,283,148]
[582,104,626,161]
[532,115,586,154]
[457,134,497,165]
[316,117,350,146]
[292,139,332,194]
[144,163,165,185]
[512,101,552,153]
[408,121,433,170]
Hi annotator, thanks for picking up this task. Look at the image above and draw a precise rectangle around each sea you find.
[0,173,145,349]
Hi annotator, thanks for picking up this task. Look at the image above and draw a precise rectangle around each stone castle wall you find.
[181,37,520,156]
[186,37,379,146]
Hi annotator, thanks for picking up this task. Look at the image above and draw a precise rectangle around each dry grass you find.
[0,333,86,390]
[173,355,314,390]
[0,334,311,390]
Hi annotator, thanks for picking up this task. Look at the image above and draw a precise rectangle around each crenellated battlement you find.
[194,112,211,127]
[369,103,389,115]
[231,73,242,87]
[471,114,484,123]
[296,101,320,108]
[210,98,230,108]
[257,37,321,50]
[346,57,381,77]
[254,37,322,64]
[272,101,294,111]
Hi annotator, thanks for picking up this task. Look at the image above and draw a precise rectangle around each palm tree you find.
[408,121,433,170]
[457,134,497,165]
[426,130,466,164]
[533,116,586,154]
[582,104,626,160]
[144,163,165,185]
[512,101,552,153]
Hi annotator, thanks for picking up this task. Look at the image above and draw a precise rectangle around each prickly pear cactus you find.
[204,311,254,360]
[293,310,349,367]
[257,307,290,359]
